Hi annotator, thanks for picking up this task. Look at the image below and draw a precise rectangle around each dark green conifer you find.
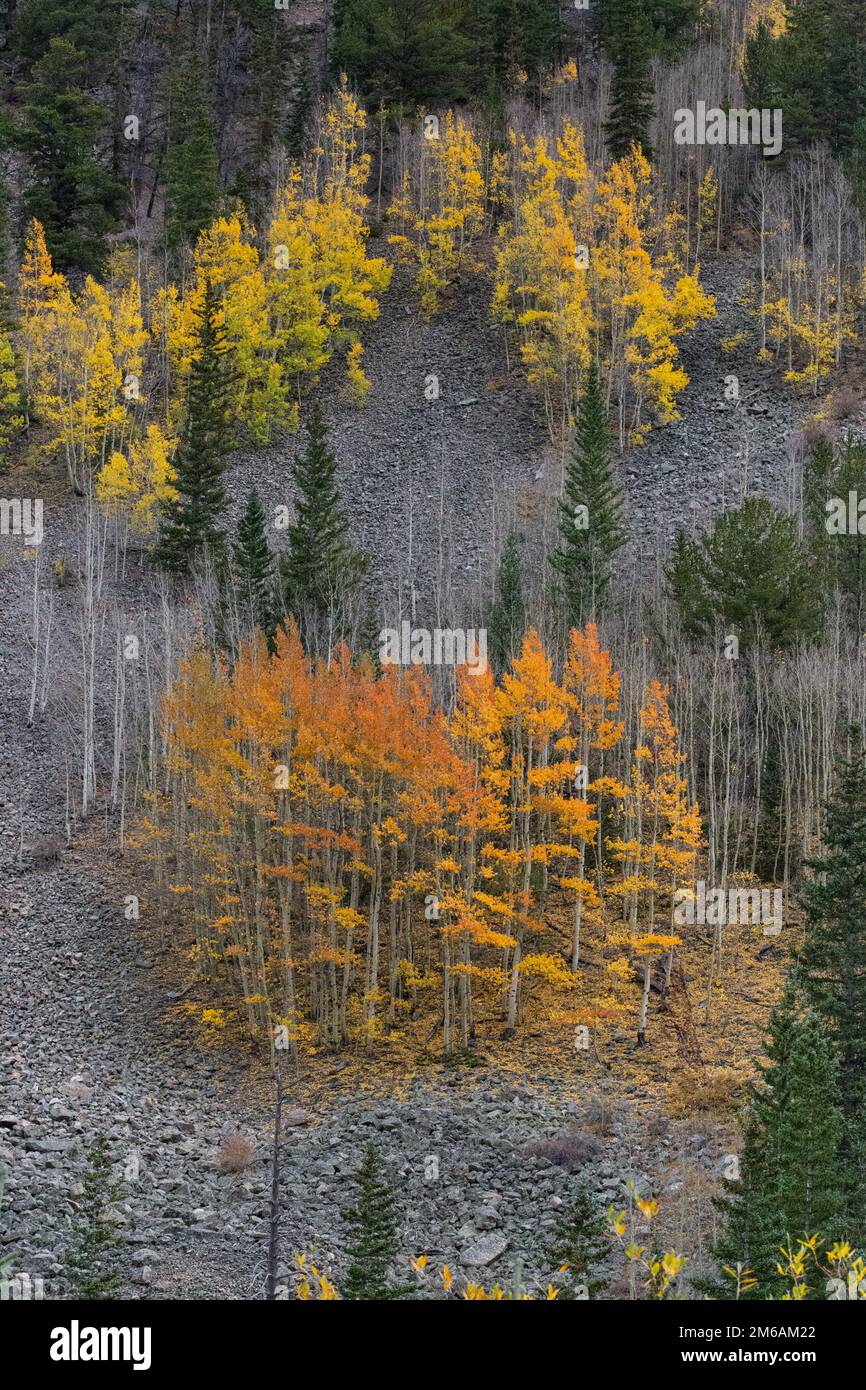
[551,364,624,627]
[156,280,233,574]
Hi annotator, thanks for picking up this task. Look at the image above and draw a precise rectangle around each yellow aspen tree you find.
[593,150,715,445]
[492,125,594,440]
[153,212,290,443]
[302,77,392,404]
[17,220,68,429]
[96,424,178,533]
[266,170,330,425]
[0,318,23,449]
[34,276,123,492]
[388,111,485,315]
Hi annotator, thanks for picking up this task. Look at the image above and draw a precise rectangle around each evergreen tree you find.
[703,991,845,1298]
[469,0,563,96]
[332,0,475,109]
[596,0,701,59]
[341,1144,412,1300]
[233,486,278,650]
[286,46,312,161]
[280,405,367,650]
[488,531,526,676]
[797,737,866,1238]
[602,0,656,160]
[743,0,866,161]
[14,37,123,274]
[550,364,624,627]
[742,17,782,112]
[545,1178,609,1299]
[163,53,221,254]
[65,1134,124,1299]
[156,281,233,575]
[666,497,822,649]
[9,0,125,78]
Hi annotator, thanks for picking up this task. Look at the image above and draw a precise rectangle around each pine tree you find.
[15,37,123,274]
[280,405,367,650]
[743,0,866,161]
[703,991,845,1299]
[286,46,312,160]
[488,531,526,676]
[233,487,278,650]
[341,1144,412,1300]
[332,0,474,109]
[797,736,866,1239]
[163,53,221,254]
[65,1134,124,1299]
[469,0,563,97]
[596,0,700,59]
[545,1178,609,1299]
[9,0,125,79]
[602,0,656,160]
[156,281,233,575]
[742,17,782,112]
[666,497,822,649]
[550,364,624,627]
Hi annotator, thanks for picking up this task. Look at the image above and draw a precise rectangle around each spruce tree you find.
[742,17,782,112]
[602,0,656,159]
[596,0,700,59]
[666,497,822,649]
[341,1144,412,1300]
[545,1179,609,1299]
[15,37,123,274]
[703,992,845,1299]
[156,280,232,575]
[550,364,624,627]
[233,487,278,650]
[280,405,366,651]
[286,47,312,160]
[163,53,221,254]
[65,1134,124,1299]
[797,736,866,1238]
[332,0,474,109]
[742,0,866,162]
[488,531,526,676]
[9,0,125,78]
